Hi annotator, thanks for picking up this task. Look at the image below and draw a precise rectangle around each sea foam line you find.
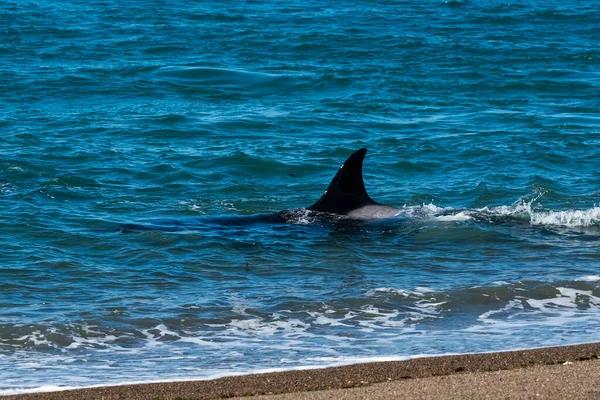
[3,340,600,396]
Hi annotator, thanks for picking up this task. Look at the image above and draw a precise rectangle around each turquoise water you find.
[2,0,600,394]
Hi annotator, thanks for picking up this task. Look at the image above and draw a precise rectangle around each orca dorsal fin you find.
[307,148,379,215]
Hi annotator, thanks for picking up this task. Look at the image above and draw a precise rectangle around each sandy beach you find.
[3,342,599,400]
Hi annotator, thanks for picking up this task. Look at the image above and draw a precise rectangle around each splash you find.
[529,207,600,227]
[486,196,600,227]
[404,195,600,228]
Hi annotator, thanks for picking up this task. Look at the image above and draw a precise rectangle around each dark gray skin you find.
[307,148,399,219]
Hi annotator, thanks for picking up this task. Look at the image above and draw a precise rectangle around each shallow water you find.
[2,0,600,394]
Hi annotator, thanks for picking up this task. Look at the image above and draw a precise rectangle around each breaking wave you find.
[402,198,600,228]
[1,278,599,395]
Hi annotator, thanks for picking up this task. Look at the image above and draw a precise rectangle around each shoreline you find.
[3,342,600,399]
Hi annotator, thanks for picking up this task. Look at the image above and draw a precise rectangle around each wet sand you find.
[4,342,600,400]
[233,359,600,399]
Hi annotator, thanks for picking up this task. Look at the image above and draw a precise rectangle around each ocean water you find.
[2,0,600,394]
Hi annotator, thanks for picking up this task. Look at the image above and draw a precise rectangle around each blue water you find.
[2,0,600,394]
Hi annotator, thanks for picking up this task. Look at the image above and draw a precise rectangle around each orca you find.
[115,148,399,234]
[307,148,399,219]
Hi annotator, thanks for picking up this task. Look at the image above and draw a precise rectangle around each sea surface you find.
[1,0,600,394]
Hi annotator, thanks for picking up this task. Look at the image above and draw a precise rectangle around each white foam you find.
[576,275,600,282]
[228,317,310,334]
[12,338,599,397]
[0,356,419,396]
[365,287,416,297]
[2,278,599,395]
[471,286,600,335]
[14,331,52,347]
[0,182,17,194]
[401,203,454,218]
[0,386,81,396]
[529,207,600,227]
[365,286,434,298]
[477,300,524,323]
[411,196,600,228]
[478,194,600,227]
[285,208,318,224]
[435,211,473,221]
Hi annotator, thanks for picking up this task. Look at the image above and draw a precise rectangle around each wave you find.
[151,66,308,93]
[1,278,599,395]
[401,198,600,228]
